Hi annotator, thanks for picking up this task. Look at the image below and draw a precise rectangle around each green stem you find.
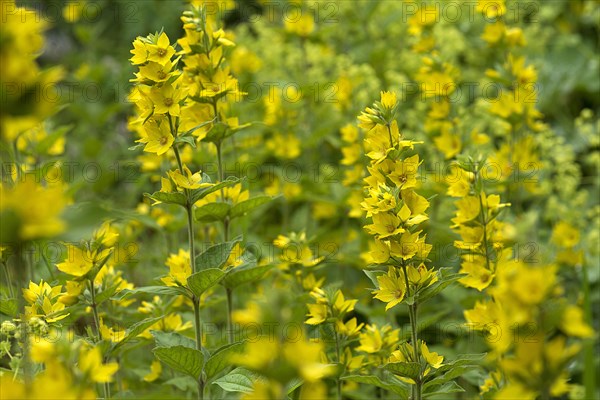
[476,174,493,273]
[225,288,234,344]
[334,330,342,400]
[582,263,595,399]
[15,245,32,390]
[171,146,197,272]
[192,299,203,400]
[400,263,421,400]
[89,280,110,399]
[215,141,230,242]
[2,261,14,298]
[186,204,197,273]
[171,113,205,400]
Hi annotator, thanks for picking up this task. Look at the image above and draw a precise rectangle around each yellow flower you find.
[451,196,481,227]
[421,341,443,369]
[140,313,192,339]
[459,256,494,291]
[138,60,175,83]
[551,221,580,248]
[232,301,262,325]
[143,360,162,382]
[389,231,422,260]
[0,176,67,241]
[99,318,125,343]
[368,239,391,264]
[464,300,500,330]
[266,133,301,159]
[56,245,105,277]
[336,318,364,337]
[433,130,462,159]
[372,268,406,311]
[365,212,404,239]
[476,0,506,18]
[168,166,207,190]
[510,264,556,305]
[146,32,175,65]
[93,221,119,247]
[364,124,394,164]
[161,249,192,287]
[415,66,456,98]
[305,304,328,325]
[282,340,335,382]
[148,84,185,116]
[58,280,85,305]
[406,263,438,287]
[22,280,61,304]
[341,143,362,165]
[398,203,428,227]
[78,345,119,383]
[356,324,399,354]
[380,91,398,111]
[230,336,279,370]
[284,14,314,37]
[130,37,148,65]
[340,123,359,143]
[333,290,357,315]
[30,337,57,364]
[138,119,174,155]
[446,165,473,198]
[390,155,421,189]
[37,295,69,323]
[560,305,594,338]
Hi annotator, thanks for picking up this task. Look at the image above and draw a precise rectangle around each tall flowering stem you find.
[359,91,441,400]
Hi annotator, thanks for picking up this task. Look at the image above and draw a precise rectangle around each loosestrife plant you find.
[127,4,273,399]
[356,91,481,399]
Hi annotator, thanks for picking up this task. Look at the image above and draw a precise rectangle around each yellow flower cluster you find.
[359,91,431,270]
[231,335,335,400]
[448,160,510,291]
[0,0,63,142]
[358,91,443,399]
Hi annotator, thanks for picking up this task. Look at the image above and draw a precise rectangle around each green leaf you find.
[35,125,71,154]
[187,268,226,297]
[0,299,17,317]
[164,376,198,391]
[114,285,190,301]
[341,372,410,397]
[285,377,304,394]
[424,353,486,391]
[154,346,204,379]
[128,143,145,151]
[194,202,231,222]
[202,121,229,143]
[151,330,196,349]
[94,283,122,306]
[221,264,273,290]
[417,269,464,303]
[384,362,421,380]
[182,118,216,136]
[190,177,241,204]
[424,366,476,390]
[363,270,386,288]
[212,367,264,393]
[195,239,241,271]
[174,135,197,148]
[205,341,246,382]
[144,191,187,207]
[111,316,163,352]
[229,196,272,219]
[423,380,465,395]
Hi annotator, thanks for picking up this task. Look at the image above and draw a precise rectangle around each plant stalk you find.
[225,288,234,344]
[400,263,421,400]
